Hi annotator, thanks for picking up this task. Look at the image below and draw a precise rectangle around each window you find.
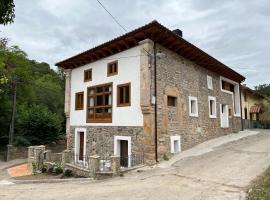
[208,96,216,118]
[87,83,112,123]
[221,80,234,92]
[207,75,213,90]
[117,83,131,107]
[167,96,177,107]
[189,96,198,117]
[229,108,232,117]
[84,69,92,82]
[244,92,247,102]
[170,136,181,154]
[244,107,248,119]
[75,92,84,110]
[107,61,118,76]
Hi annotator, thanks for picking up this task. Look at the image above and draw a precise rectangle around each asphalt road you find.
[1,129,270,200]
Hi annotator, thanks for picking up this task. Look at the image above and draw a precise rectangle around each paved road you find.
[1,130,270,200]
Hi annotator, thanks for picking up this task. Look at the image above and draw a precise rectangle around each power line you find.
[96,0,152,57]
[96,0,127,32]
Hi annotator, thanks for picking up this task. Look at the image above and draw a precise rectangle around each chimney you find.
[172,29,183,37]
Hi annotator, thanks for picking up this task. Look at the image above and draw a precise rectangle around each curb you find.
[11,177,93,184]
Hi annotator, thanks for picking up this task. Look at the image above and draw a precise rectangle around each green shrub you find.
[41,166,47,173]
[64,169,73,177]
[55,166,63,175]
[47,167,54,174]
[163,154,169,161]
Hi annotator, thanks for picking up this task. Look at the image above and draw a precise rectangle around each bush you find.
[16,105,62,145]
[47,167,54,174]
[64,169,73,177]
[163,154,169,161]
[55,166,63,175]
[41,166,47,173]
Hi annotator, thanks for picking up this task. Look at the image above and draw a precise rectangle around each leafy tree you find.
[16,105,62,145]
[0,40,65,146]
[0,0,15,25]
[255,84,270,98]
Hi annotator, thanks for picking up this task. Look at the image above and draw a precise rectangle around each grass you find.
[247,166,270,200]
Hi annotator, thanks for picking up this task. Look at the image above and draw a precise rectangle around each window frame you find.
[208,96,217,118]
[84,69,92,82]
[86,82,113,123]
[167,96,177,107]
[107,60,118,77]
[188,96,198,117]
[207,75,213,90]
[75,92,84,110]
[117,83,131,107]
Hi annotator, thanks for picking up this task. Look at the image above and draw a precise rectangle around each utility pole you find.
[8,76,17,145]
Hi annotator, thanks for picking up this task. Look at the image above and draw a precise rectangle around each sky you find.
[1,0,270,88]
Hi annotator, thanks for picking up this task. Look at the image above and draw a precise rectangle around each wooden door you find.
[120,140,128,167]
[79,132,84,161]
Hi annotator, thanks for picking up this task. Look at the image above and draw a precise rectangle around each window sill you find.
[209,115,216,118]
[189,114,198,117]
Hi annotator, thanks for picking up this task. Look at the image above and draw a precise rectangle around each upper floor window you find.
[221,80,234,93]
[207,75,213,90]
[75,92,84,110]
[167,96,177,107]
[117,83,131,107]
[87,83,112,123]
[84,69,92,82]
[208,96,216,118]
[107,61,118,76]
[189,96,198,117]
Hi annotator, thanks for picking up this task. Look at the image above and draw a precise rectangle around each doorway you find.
[220,104,229,128]
[78,132,84,161]
[75,128,86,163]
[114,136,131,168]
[120,140,128,167]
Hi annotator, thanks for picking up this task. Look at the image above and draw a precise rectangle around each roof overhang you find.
[56,20,245,82]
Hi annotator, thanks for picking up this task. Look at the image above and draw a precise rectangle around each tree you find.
[0,0,15,25]
[255,84,270,98]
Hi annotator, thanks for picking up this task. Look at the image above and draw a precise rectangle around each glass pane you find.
[105,94,111,105]
[89,108,94,115]
[96,95,103,106]
[105,108,112,113]
[120,87,124,104]
[125,86,130,103]
[89,89,94,95]
[96,87,103,93]
[89,97,94,107]
[96,108,103,113]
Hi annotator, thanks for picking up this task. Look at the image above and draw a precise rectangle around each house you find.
[56,21,245,166]
[240,84,267,128]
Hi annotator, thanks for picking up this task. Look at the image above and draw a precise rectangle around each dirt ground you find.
[1,129,270,200]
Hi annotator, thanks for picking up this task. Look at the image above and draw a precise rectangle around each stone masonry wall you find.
[69,126,144,157]
[155,44,241,158]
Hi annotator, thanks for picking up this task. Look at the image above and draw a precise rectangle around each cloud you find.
[0,0,269,88]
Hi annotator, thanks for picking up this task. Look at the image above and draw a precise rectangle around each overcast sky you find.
[1,0,269,88]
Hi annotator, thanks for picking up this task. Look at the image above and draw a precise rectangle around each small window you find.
[84,69,92,82]
[244,107,248,119]
[244,92,247,102]
[189,96,198,117]
[229,108,232,117]
[75,92,84,110]
[107,61,118,76]
[208,96,216,118]
[207,75,213,90]
[117,83,131,107]
[167,96,177,107]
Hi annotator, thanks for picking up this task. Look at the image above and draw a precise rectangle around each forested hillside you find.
[0,38,65,146]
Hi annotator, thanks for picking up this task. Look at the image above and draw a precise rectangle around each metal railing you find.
[70,154,92,170]
[120,153,144,168]
[99,156,112,172]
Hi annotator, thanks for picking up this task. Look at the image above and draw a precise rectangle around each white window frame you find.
[220,76,241,117]
[74,128,87,164]
[114,136,131,167]
[170,135,181,154]
[189,96,198,117]
[207,75,213,90]
[208,96,217,118]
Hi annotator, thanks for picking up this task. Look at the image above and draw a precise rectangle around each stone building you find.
[56,21,245,166]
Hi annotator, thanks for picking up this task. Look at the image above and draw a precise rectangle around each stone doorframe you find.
[114,136,131,167]
[74,128,87,163]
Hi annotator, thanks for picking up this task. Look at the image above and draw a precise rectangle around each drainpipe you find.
[153,42,158,163]
[239,82,244,131]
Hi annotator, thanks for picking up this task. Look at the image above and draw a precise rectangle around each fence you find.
[120,153,144,168]
[243,119,270,129]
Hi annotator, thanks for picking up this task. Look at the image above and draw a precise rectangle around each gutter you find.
[153,42,158,163]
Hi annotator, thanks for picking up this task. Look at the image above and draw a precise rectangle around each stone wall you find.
[155,44,242,158]
[69,126,144,156]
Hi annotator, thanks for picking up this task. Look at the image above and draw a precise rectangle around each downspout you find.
[239,81,244,131]
[153,42,158,162]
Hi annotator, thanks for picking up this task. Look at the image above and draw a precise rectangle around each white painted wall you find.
[70,46,143,126]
